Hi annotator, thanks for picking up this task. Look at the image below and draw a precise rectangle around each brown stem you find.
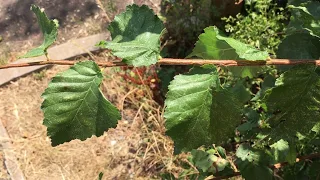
[213,153,320,180]
[272,153,320,169]
[160,58,320,66]
[1,58,320,69]
[0,60,127,69]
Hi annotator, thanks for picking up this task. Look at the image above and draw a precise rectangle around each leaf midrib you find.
[70,74,100,131]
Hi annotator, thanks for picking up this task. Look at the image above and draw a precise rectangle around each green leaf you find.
[265,65,320,142]
[188,26,268,60]
[98,4,164,67]
[287,2,320,38]
[270,139,290,163]
[21,5,59,58]
[288,0,310,6]
[312,122,320,134]
[98,172,103,180]
[216,146,227,159]
[41,61,121,146]
[237,163,273,180]
[236,144,261,162]
[190,149,212,172]
[236,144,273,180]
[286,144,297,165]
[188,26,268,78]
[190,149,229,173]
[237,108,260,133]
[227,80,251,104]
[164,66,242,152]
[277,33,320,59]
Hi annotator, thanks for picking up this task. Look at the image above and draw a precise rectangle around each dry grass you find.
[0,44,11,65]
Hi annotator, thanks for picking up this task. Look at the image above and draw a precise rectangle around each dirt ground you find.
[0,0,161,64]
[0,0,182,179]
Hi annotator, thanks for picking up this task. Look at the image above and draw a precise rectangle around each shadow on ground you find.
[0,0,99,41]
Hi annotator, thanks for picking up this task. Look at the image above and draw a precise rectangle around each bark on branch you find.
[1,58,320,69]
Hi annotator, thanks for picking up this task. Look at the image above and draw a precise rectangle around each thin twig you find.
[213,153,320,180]
[1,58,320,69]
[95,0,112,23]
[160,58,320,66]
[0,60,127,69]
[272,153,320,169]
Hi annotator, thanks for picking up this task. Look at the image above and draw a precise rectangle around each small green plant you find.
[223,0,288,54]
[32,70,46,80]
[0,44,10,65]
[3,1,320,179]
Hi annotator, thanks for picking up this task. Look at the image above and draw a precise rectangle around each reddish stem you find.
[1,58,320,69]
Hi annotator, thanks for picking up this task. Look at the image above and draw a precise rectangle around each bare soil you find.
[0,0,161,63]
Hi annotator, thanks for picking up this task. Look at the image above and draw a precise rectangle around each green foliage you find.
[270,139,290,162]
[14,2,320,179]
[227,80,252,104]
[190,148,229,173]
[188,26,268,78]
[32,70,46,80]
[22,5,59,58]
[189,147,233,177]
[97,4,164,67]
[188,26,269,60]
[223,0,288,54]
[283,160,320,179]
[277,0,320,60]
[277,33,320,59]
[270,139,297,164]
[236,144,273,180]
[164,65,242,152]
[287,1,320,38]
[41,61,121,146]
[98,172,104,180]
[265,65,320,142]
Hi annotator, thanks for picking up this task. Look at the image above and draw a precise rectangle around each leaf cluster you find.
[18,1,320,179]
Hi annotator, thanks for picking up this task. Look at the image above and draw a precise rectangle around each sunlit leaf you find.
[98,4,164,67]
[265,65,320,142]
[287,1,320,38]
[188,26,268,78]
[22,5,59,58]
[164,66,242,152]
[270,139,293,163]
[236,144,273,180]
[190,149,229,173]
[41,61,121,146]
